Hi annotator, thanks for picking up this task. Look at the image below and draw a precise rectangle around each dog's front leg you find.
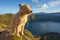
[16,25,22,37]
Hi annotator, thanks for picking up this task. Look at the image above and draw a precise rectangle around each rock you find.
[40,32,60,40]
[0,30,11,40]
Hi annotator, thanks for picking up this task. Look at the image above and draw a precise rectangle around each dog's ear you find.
[19,3,24,7]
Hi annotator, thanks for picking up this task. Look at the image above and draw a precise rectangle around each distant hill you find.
[29,12,60,22]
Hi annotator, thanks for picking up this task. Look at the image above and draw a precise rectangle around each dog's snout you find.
[30,11,32,13]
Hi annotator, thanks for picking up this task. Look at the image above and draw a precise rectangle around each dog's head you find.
[19,3,32,15]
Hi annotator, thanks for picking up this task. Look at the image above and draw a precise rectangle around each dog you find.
[9,3,32,37]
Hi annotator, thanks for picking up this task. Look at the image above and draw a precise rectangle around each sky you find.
[0,0,60,14]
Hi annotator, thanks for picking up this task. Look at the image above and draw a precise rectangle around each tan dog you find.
[9,4,32,37]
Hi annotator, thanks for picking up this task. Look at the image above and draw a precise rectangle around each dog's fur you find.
[9,4,32,37]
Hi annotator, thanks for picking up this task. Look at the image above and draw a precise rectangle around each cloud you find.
[32,0,39,3]
[38,4,48,9]
[38,0,60,9]
[48,1,60,7]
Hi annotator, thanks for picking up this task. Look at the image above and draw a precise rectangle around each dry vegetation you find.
[0,13,40,40]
